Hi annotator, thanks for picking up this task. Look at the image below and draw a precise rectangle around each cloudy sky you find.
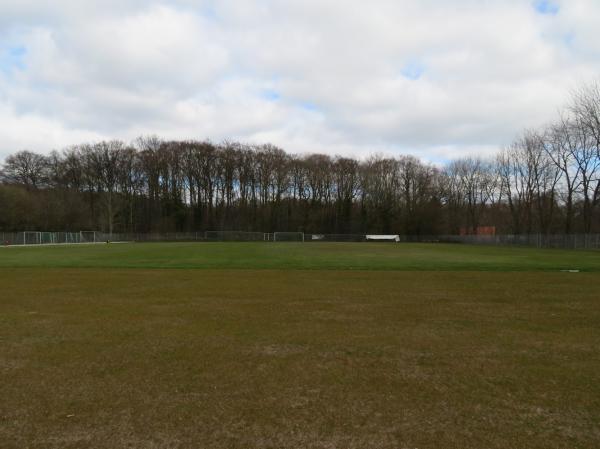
[0,0,599,162]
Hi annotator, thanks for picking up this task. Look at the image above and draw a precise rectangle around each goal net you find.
[273,232,304,242]
[7,231,103,246]
[80,231,98,243]
[23,231,41,245]
[366,234,401,242]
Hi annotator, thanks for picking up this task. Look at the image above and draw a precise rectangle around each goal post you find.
[23,231,41,245]
[79,231,98,243]
[273,232,305,242]
[10,231,102,245]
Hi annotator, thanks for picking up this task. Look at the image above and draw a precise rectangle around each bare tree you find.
[545,116,583,233]
[84,141,128,237]
[446,157,495,233]
[569,81,600,232]
[1,150,49,189]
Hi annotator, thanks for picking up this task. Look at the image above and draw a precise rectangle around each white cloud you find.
[0,103,105,153]
[1,0,600,161]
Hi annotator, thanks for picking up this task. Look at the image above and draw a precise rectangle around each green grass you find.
[1,241,599,271]
[1,243,600,448]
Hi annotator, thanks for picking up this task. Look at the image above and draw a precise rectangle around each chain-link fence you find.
[2,231,600,250]
[434,233,600,250]
[1,232,86,245]
[205,231,269,241]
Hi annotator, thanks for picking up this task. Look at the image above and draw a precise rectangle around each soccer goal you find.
[12,231,99,246]
[79,231,99,243]
[20,232,60,245]
[22,231,42,245]
[40,232,56,244]
[273,232,305,242]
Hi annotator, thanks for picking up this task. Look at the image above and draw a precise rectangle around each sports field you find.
[2,242,600,448]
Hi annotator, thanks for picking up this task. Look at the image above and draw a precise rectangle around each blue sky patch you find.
[563,31,575,47]
[10,46,27,57]
[534,0,560,15]
[401,61,425,81]
[300,102,319,112]
[262,90,281,101]
[0,45,27,73]
[199,5,219,21]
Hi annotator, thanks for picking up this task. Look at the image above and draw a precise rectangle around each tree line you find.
[1,82,599,235]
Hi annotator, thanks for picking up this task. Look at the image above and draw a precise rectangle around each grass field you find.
[2,242,600,448]
[1,241,600,271]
